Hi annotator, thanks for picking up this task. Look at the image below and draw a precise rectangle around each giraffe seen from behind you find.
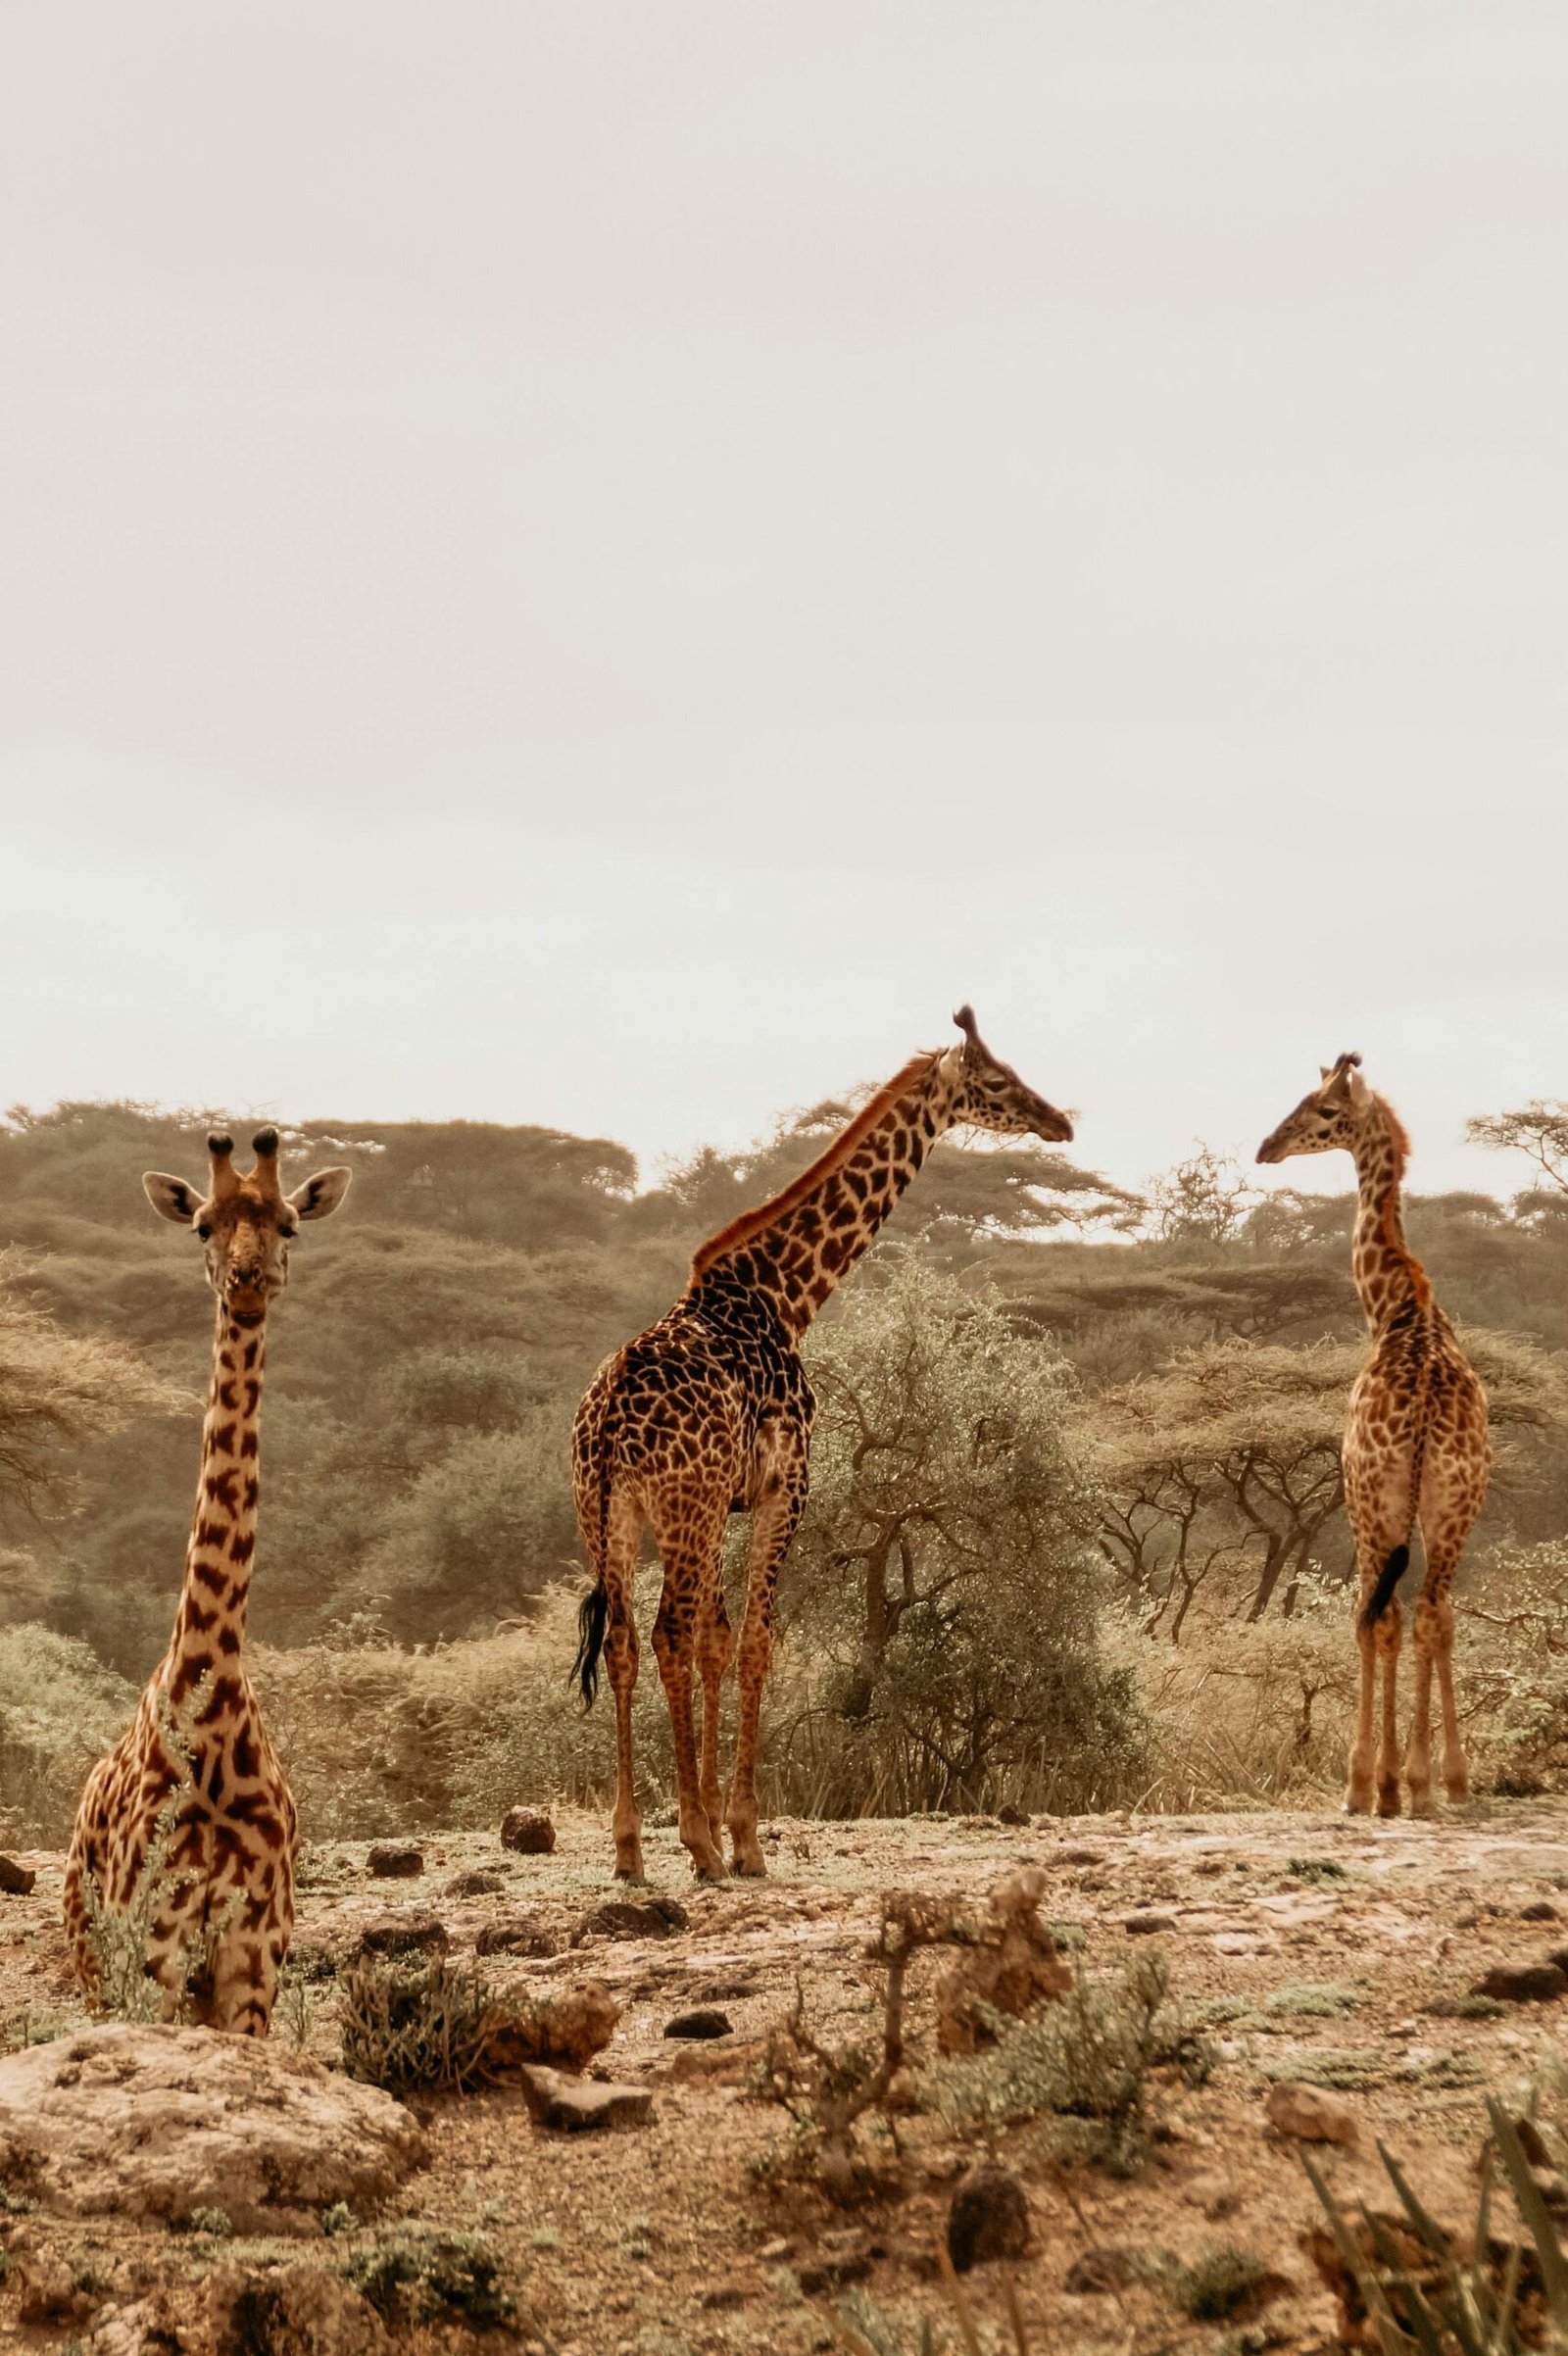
[63,1128,351,2031]
[571,1008,1075,1883]
[1257,1054,1491,1817]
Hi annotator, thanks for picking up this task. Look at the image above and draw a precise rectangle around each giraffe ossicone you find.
[570,1008,1074,1883]
[63,1127,352,2032]
[1257,1056,1492,1819]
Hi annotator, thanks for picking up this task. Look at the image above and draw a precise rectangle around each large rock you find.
[0,2025,425,2230]
[483,1980,620,2074]
[515,2065,652,2132]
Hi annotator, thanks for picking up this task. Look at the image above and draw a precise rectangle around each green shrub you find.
[927,1946,1180,2174]
[0,1623,134,1844]
[340,2225,515,2329]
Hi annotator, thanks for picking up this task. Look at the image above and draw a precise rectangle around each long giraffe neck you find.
[167,1302,266,1698]
[1348,1097,1432,1333]
[689,1051,963,1334]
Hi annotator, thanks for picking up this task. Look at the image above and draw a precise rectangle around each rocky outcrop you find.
[0,2025,425,2230]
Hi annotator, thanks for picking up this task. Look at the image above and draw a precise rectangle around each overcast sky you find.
[3,5,1565,1204]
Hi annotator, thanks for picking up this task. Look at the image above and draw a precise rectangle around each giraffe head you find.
[143,1129,352,1320]
[1255,1053,1374,1164]
[945,1006,1073,1143]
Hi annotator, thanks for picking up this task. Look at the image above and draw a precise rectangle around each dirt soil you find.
[6,1797,1568,2353]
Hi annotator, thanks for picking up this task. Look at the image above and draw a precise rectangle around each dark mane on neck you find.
[690,1053,940,1281]
[1374,1092,1412,1186]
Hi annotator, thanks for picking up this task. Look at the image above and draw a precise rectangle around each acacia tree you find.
[780,1253,1141,1813]
[0,1255,183,1521]
[1090,1331,1568,1643]
[1468,1103,1568,1198]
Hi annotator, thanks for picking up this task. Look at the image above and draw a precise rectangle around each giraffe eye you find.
[196,1222,213,1240]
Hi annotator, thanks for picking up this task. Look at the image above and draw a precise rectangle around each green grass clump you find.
[1259,2045,1387,2091]
[1263,1981,1363,2018]
[1285,1857,1348,1883]
[1176,2245,1273,2321]
[341,2226,515,2329]
[928,1947,1181,2175]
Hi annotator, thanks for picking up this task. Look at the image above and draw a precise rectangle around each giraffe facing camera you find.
[63,1130,352,2033]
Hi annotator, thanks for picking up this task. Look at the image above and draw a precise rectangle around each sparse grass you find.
[927,1945,1187,2175]
[1285,1856,1348,1883]
[1262,1980,1363,2018]
[339,2224,516,2330]
[339,1951,496,2092]
[1258,2045,1388,2091]
[1175,2245,1273,2321]
[184,2206,233,2238]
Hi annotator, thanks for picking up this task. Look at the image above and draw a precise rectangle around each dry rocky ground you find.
[4,1798,1568,2353]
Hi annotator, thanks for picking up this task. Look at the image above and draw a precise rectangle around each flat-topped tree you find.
[63,1128,350,2032]
[570,1008,1076,1883]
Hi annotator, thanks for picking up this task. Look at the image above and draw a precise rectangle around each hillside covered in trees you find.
[5,1091,1568,1826]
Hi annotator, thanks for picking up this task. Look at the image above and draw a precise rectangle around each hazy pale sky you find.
[3,5,1565,1202]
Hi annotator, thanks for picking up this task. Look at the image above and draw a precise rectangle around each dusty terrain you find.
[5,1798,1568,2353]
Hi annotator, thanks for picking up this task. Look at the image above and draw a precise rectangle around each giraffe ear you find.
[1346,1065,1373,1112]
[287,1165,353,1222]
[144,1172,204,1226]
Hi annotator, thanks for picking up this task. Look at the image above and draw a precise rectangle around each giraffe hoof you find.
[1408,1791,1436,1821]
[1345,1787,1374,1817]
[1376,1786,1401,1819]
[730,1843,767,1878]
[1445,1776,1471,1805]
[692,1855,729,1885]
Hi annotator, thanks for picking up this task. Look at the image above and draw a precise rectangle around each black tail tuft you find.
[571,1584,609,1708]
[1359,1544,1411,1632]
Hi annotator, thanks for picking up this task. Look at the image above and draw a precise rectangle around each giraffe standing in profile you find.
[1257,1055,1492,1817]
[571,1008,1075,1882]
[63,1128,351,2031]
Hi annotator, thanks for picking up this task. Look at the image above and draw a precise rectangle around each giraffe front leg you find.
[726,1476,804,1877]
[1347,1615,1377,1815]
[1428,1586,1469,1803]
[651,1575,727,1883]
[1375,1606,1402,1817]
[695,1593,732,1849]
[1404,1597,1439,1818]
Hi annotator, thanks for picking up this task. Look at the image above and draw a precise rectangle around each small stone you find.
[700,2283,749,2310]
[1264,2081,1359,2149]
[1124,1911,1177,1936]
[1473,1963,1568,2004]
[355,1913,450,1960]
[501,1808,557,1855]
[366,1843,423,1880]
[570,1895,690,1944]
[475,1912,560,1959]
[0,1855,36,1897]
[758,2238,794,2264]
[663,2008,733,2040]
[515,2065,653,2132]
[1064,2246,1133,2295]
[947,2164,1031,2274]
[446,1868,506,1898]
[1522,1900,1560,1922]
[1181,2171,1242,2219]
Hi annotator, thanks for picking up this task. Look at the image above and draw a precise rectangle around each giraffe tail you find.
[571,1582,609,1708]
[1359,1544,1411,1632]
